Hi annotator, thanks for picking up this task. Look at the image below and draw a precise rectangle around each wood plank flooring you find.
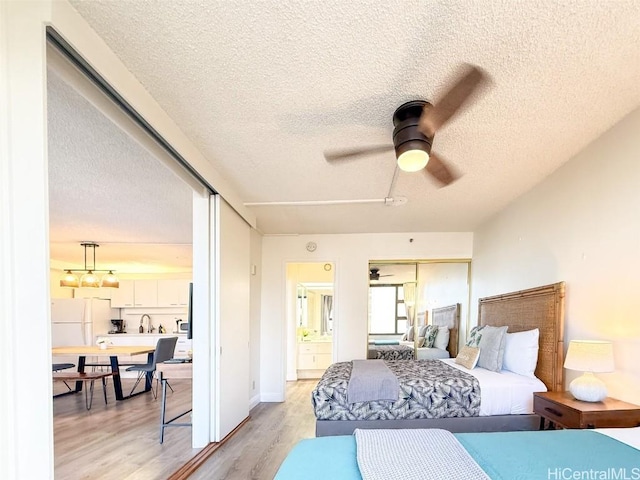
[53,378,317,479]
[54,378,198,480]
[189,380,317,480]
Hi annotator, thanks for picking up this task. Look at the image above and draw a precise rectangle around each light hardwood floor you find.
[53,378,317,479]
[189,380,317,480]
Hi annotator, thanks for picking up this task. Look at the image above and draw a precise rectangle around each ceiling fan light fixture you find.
[397,149,429,172]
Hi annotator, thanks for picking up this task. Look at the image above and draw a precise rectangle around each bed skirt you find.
[315,414,540,437]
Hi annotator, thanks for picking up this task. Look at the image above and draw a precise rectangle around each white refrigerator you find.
[51,298,113,348]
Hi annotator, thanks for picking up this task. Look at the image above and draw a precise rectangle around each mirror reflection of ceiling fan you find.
[324,63,490,188]
[369,267,394,281]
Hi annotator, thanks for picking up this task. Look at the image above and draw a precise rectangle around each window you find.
[369,285,408,335]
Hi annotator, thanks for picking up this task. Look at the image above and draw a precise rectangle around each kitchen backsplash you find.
[119,307,188,334]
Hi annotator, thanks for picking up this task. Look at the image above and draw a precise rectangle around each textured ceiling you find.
[48,69,193,272]
[50,0,639,269]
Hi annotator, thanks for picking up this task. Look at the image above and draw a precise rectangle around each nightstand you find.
[534,391,640,429]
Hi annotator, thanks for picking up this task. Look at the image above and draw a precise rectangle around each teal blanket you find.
[457,430,640,480]
[275,430,640,480]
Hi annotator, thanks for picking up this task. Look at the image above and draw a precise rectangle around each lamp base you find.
[569,372,607,402]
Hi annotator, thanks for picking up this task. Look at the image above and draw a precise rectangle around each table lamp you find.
[563,340,614,402]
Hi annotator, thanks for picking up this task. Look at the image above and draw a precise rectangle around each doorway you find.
[285,262,335,382]
[46,37,209,477]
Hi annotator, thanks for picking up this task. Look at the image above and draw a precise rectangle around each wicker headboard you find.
[478,282,565,392]
[431,304,460,358]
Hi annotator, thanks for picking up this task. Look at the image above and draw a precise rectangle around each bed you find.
[366,341,414,360]
[366,303,460,360]
[274,427,640,480]
[415,303,460,360]
[314,282,565,436]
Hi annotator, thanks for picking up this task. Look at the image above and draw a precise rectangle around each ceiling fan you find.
[369,267,394,281]
[324,64,490,188]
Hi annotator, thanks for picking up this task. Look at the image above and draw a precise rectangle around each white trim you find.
[1,2,54,477]
[260,393,286,403]
[249,394,260,410]
[191,190,212,447]
[213,195,222,441]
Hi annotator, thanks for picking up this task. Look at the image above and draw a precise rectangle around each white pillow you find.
[502,328,539,377]
[433,327,450,350]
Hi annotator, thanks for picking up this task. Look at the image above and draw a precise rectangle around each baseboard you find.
[260,392,285,402]
[249,394,260,410]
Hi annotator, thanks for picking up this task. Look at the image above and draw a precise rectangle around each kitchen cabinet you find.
[297,341,332,379]
[110,280,135,307]
[157,279,190,307]
[110,280,158,308]
[134,280,158,307]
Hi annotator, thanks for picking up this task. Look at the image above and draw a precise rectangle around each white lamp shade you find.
[397,149,429,172]
[564,340,614,373]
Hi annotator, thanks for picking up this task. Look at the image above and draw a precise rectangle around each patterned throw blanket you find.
[367,344,414,360]
[355,428,490,480]
[312,360,480,421]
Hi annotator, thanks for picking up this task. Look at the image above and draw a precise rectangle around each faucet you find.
[141,314,154,333]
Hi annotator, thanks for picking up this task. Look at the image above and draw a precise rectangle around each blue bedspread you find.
[274,429,640,480]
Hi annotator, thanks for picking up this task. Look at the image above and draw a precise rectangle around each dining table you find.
[52,345,156,401]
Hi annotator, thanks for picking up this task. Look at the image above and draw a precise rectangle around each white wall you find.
[249,228,262,409]
[471,108,640,403]
[418,262,470,351]
[260,232,473,401]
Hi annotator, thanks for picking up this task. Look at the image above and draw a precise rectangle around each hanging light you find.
[60,270,80,288]
[59,242,119,288]
[100,271,119,288]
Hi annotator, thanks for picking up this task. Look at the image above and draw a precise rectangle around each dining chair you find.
[126,336,178,398]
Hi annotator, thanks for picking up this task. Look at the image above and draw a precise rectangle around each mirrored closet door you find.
[367,260,470,360]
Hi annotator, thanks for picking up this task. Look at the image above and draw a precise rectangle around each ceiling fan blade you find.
[419,64,489,137]
[425,152,459,187]
[324,145,394,162]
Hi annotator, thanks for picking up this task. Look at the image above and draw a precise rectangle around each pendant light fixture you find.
[59,242,119,288]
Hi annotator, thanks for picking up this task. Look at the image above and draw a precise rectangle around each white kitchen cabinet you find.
[133,280,158,307]
[110,280,135,307]
[157,279,190,307]
[110,280,158,308]
[297,341,332,378]
[174,336,193,359]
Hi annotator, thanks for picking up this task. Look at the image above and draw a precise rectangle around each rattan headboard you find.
[478,282,565,392]
[432,304,460,358]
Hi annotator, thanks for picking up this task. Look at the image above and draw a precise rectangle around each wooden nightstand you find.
[534,391,640,429]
